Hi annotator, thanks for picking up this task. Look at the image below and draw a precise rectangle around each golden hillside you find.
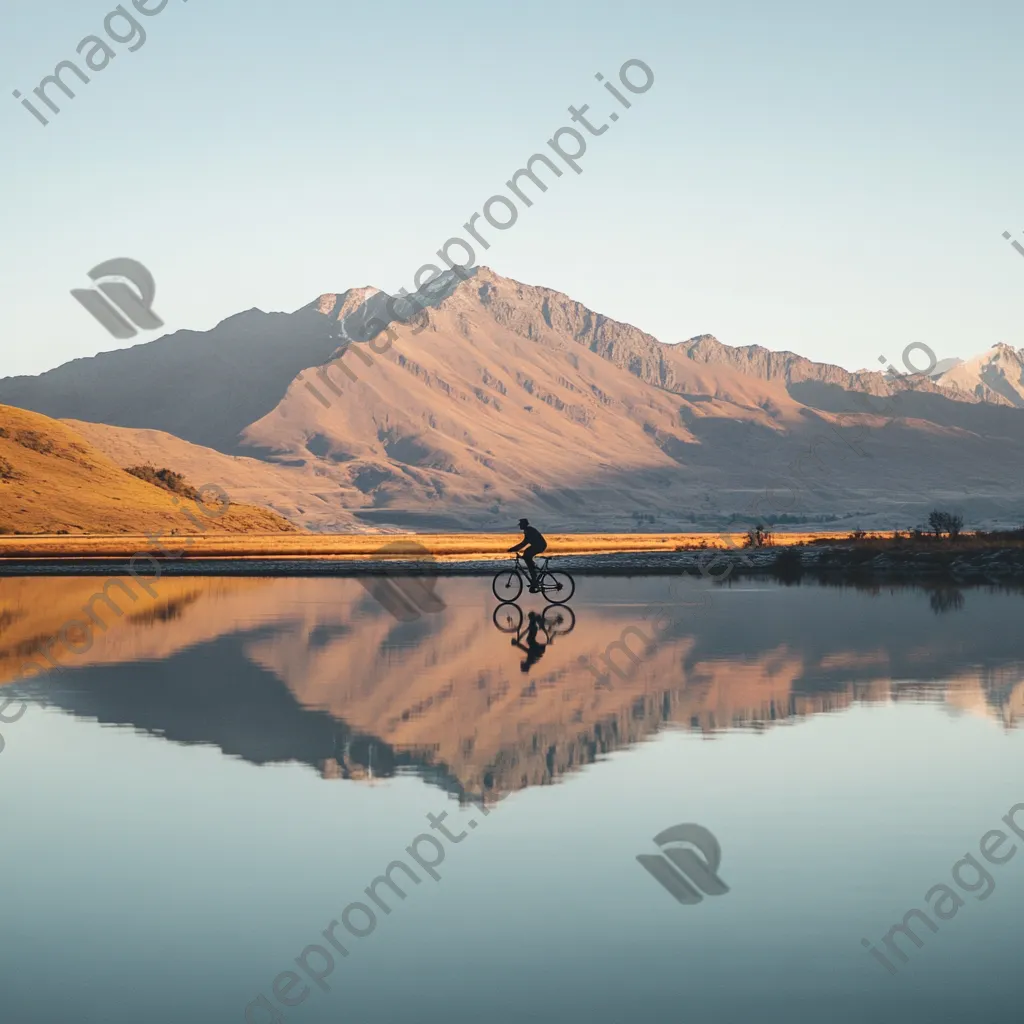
[0,404,298,535]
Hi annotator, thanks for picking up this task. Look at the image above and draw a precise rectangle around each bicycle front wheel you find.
[540,571,575,604]
[493,569,524,602]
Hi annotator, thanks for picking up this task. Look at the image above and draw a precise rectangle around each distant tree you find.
[927,509,965,540]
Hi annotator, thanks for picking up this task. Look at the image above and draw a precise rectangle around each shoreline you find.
[1,545,1023,582]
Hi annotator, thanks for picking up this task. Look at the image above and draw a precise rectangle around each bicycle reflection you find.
[492,602,577,673]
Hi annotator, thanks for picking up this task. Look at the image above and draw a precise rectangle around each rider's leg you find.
[523,549,539,589]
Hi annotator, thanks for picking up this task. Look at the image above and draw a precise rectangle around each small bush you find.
[125,465,198,499]
[0,456,15,481]
[13,429,55,455]
[743,524,775,548]
[772,546,804,581]
[927,509,966,540]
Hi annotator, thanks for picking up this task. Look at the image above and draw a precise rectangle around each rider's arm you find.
[508,538,527,552]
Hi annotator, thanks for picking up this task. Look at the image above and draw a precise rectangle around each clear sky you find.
[2,0,1023,378]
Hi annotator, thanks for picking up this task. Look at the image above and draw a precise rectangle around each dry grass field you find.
[0,530,892,561]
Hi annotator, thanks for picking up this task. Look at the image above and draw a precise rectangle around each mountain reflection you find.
[2,576,1023,800]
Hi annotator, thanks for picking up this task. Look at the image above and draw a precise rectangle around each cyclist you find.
[508,518,548,593]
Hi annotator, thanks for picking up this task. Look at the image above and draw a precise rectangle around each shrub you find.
[927,509,966,540]
[0,456,15,481]
[125,465,198,499]
[743,523,775,548]
[772,546,804,581]
[13,429,54,455]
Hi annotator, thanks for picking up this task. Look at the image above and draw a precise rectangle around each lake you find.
[1,574,1022,1023]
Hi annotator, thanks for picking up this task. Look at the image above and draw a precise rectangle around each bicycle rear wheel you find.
[493,602,524,634]
[540,571,575,604]
[493,569,524,602]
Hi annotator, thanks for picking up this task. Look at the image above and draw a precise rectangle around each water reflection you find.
[492,601,577,673]
[929,586,965,615]
[2,575,1024,801]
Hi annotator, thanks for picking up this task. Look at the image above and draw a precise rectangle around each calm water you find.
[1,574,1023,1023]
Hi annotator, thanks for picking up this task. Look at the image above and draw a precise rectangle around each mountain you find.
[0,404,297,535]
[3,267,1024,532]
[932,343,1024,408]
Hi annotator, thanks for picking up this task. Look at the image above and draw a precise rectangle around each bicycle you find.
[492,553,575,605]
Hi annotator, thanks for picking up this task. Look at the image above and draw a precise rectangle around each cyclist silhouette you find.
[512,610,547,672]
[508,518,548,592]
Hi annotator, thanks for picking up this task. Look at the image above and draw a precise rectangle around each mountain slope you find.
[0,306,351,454]
[0,405,298,535]
[934,343,1024,407]
[63,419,363,532]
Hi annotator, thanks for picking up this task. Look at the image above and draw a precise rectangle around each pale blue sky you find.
[2,0,1023,378]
